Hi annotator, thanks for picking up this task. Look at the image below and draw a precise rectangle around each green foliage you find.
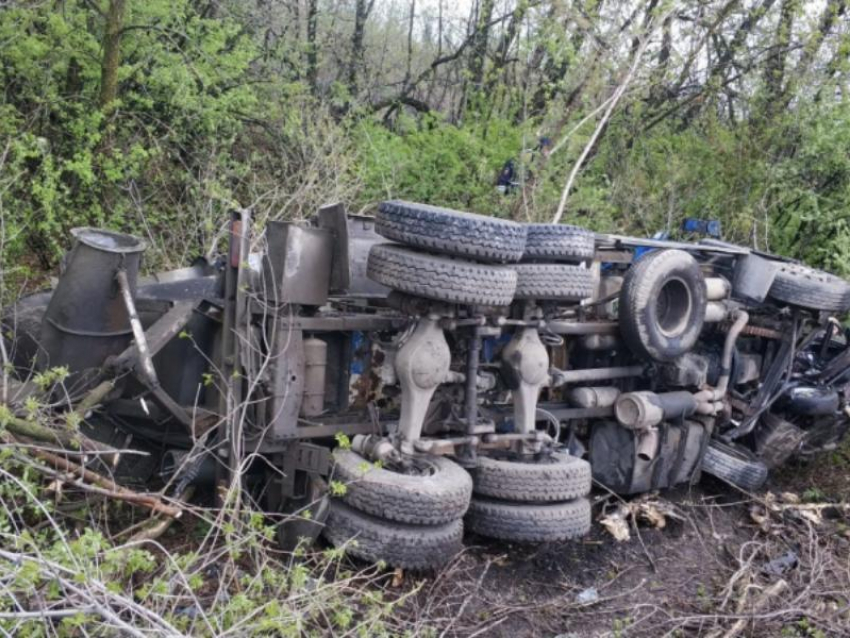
[0,447,406,636]
[353,113,525,218]
[3,0,850,293]
[334,432,351,450]
[0,0,257,276]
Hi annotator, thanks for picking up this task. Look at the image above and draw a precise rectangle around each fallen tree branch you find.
[33,448,182,518]
[127,487,194,542]
[0,607,97,620]
[2,379,122,465]
[716,579,789,638]
[74,379,115,418]
[2,432,182,518]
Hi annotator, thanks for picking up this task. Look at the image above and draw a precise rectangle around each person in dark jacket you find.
[496,137,552,194]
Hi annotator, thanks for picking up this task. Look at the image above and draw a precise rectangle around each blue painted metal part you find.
[682,218,722,238]
[350,331,367,374]
[634,230,670,261]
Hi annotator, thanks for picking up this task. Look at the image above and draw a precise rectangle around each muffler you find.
[38,228,146,384]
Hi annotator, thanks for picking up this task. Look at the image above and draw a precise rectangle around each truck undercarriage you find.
[5,201,850,569]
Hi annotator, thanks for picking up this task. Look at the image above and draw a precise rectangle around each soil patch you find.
[385,461,850,637]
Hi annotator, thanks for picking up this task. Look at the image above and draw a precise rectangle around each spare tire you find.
[701,440,768,492]
[523,224,595,262]
[619,249,707,362]
[513,264,594,301]
[376,200,526,263]
[768,263,850,313]
[367,244,517,306]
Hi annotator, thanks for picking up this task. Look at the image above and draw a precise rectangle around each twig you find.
[127,487,194,542]
[3,409,121,463]
[0,607,96,620]
[73,380,115,417]
[5,434,182,518]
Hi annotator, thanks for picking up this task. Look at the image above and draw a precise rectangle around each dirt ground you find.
[384,448,850,638]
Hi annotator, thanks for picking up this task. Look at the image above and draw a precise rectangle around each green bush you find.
[352,113,526,217]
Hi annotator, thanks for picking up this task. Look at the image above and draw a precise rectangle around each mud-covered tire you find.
[367,244,517,306]
[523,223,595,262]
[323,501,463,569]
[465,497,591,542]
[619,249,707,362]
[513,264,594,301]
[701,440,768,492]
[768,263,850,313]
[332,449,472,525]
[376,200,526,263]
[472,452,591,502]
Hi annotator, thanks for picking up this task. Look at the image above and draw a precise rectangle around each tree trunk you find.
[404,0,416,89]
[306,0,319,93]
[484,0,527,98]
[98,0,126,112]
[649,14,672,104]
[763,0,796,113]
[348,0,375,98]
[789,0,846,104]
[468,0,494,87]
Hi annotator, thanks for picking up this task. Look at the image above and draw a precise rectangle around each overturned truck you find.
[6,202,850,568]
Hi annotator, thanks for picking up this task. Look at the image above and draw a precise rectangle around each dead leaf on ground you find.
[599,496,685,541]
[600,504,631,542]
[391,567,404,588]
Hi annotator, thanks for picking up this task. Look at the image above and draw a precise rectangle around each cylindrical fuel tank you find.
[301,337,328,416]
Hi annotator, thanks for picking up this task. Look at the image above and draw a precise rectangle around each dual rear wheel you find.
[323,448,594,567]
[466,452,592,542]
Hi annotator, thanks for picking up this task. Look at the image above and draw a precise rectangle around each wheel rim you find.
[384,455,439,477]
[656,277,693,337]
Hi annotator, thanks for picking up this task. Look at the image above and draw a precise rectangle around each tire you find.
[323,501,463,569]
[472,452,591,502]
[768,263,850,313]
[619,249,707,362]
[465,497,591,542]
[367,244,517,306]
[701,440,768,492]
[523,224,595,262]
[332,449,472,525]
[376,200,526,263]
[513,264,594,301]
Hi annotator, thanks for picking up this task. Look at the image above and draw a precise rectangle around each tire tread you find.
[472,452,592,502]
[376,200,526,263]
[324,501,463,569]
[333,449,473,525]
[367,244,517,305]
[466,497,591,542]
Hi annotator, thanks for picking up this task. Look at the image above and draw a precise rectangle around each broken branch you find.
[3,432,181,518]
